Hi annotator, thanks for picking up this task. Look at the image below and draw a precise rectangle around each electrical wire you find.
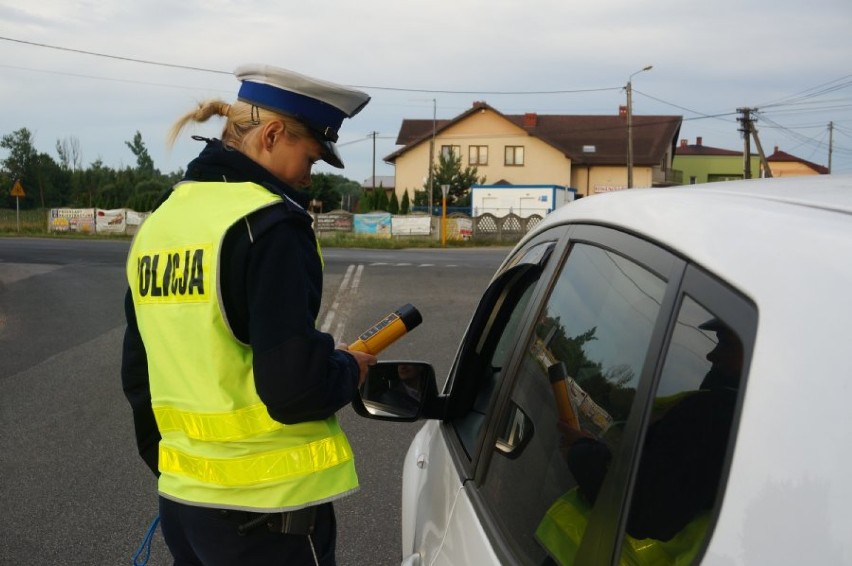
[132,515,160,566]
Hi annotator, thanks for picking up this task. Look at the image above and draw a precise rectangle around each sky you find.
[1,0,851,187]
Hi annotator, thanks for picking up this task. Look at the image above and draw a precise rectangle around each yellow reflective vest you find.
[535,488,707,565]
[126,180,358,511]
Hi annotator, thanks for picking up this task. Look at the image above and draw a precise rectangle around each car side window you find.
[617,295,745,564]
[450,241,553,458]
[479,242,668,564]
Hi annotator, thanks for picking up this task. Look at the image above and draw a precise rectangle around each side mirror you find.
[352,361,437,421]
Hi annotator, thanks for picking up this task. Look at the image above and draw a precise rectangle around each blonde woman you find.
[122,65,375,565]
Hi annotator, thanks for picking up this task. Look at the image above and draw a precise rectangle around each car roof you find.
[530,174,852,298]
[524,174,852,561]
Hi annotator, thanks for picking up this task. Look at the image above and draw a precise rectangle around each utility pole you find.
[737,107,754,179]
[626,65,653,188]
[428,99,436,222]
[828,121,834,174]
[738,108,773,178]
[748,120,772,179]
[371,131,377,191]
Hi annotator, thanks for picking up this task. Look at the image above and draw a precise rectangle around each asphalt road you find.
[0,237,508,565]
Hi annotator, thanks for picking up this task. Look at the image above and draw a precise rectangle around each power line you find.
[0,36,228,74]
[757,74,852,108]
[0,35,621,96]
[3,34,850,165]
[633,89,737,121]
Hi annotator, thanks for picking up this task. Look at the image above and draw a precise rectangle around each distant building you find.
[361,175,395,190]
[673,137,760,184]
[470,184,576,218]
[764,147,829,177]
[384,101,682,199]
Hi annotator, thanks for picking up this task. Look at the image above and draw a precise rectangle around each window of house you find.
[441,145,461,160]
[505,146,525,166]
[470,145,488,166]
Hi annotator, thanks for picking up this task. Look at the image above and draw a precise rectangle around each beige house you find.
[384,101,682,199]
[763,147,829,177]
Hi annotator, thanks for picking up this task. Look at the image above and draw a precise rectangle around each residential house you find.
[673,137,760,184]
[384,102,682,199]
[361,175,396,190]
[764,147,829,177]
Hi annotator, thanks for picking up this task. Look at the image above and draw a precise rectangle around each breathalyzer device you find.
[348,304,423,355]
[548,361,580,430]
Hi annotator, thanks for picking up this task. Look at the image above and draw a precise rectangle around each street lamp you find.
[440,184,449,247]
[626,65,653,189]
[428,98,436,224]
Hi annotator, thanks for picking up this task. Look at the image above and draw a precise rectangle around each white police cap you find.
[235,64,370,168]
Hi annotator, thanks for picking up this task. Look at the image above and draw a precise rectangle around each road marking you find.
[366,262,456,268]
[320,264,364,344]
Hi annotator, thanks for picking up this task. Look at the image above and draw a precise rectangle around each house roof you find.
[384,101,682,166]
[361,175,395,188]
[675,137,743,157]
[767,147,829,174]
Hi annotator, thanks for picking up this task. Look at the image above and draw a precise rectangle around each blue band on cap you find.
[237,81,346,142]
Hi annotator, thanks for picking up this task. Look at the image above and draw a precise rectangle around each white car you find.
[354,174,852,565]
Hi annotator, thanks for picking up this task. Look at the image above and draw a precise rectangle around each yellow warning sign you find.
[10,180,25,198]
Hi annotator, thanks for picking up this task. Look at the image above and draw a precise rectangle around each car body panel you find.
[528,178,852,563]
[402,421,501,565]
[383,174,852,565]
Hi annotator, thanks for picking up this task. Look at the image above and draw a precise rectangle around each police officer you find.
[121,64,376,565]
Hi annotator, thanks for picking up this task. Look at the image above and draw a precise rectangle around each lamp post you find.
[428,98,436,224]
[626,65,653,189]
[440,184,449,247]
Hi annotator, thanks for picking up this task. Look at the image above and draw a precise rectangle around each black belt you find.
[219,506,317,536]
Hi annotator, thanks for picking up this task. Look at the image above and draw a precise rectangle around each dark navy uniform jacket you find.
[121,138,360,476]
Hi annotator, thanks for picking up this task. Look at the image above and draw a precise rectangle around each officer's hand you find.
[557,419,594,461]
[338,343,377,386]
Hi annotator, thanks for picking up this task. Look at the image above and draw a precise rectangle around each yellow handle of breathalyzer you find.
[348,304,423,355]
[548,362,581,430]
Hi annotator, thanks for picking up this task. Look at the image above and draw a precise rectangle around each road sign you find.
[10,180,25,198]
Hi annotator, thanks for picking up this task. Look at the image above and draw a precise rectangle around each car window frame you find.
[437,222,757,565]
[473,224,687,563]
[602,262,757,565]
[443,223,680,559]
[440,226,569,482]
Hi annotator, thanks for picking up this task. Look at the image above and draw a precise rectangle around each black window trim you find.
[579,259,757,565]
[453,223,690,564]
[438,222,758,565]
[440,227,567,482]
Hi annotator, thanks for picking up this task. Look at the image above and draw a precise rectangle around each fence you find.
[1,207,543,243]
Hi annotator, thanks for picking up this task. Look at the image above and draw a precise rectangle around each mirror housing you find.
[352,361,442,421]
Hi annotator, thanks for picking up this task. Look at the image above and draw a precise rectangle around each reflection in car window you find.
[617,296,743,564]
[480,243,667,564]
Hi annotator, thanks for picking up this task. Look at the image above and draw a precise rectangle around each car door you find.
[419,223,756,565]
[403,228,566,565]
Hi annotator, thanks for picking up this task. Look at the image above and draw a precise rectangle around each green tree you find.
[388,190,400,214]
[421,152,485,208]
[32,152,66,207]
[1,128,39,208]
[127,179,169,212]
[375,187,389,211]
[400,190,411,214]
[55,136,83,172]
[310,172,360,212]
[125,131,155,175]
[358,189,371,213]
[413,188,428,207]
